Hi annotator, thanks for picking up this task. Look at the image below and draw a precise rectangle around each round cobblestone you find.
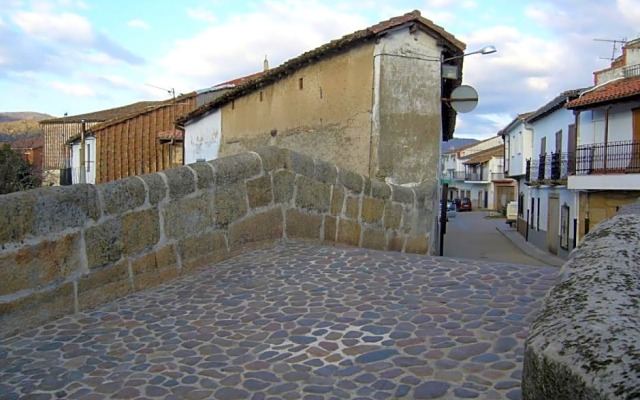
[0,244,557,400]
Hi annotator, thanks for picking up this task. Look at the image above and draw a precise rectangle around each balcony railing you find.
[575,140,640,175]
[491,172,507,180]
[465,171,489,182]
[525,152,572,185]
[452,171,466,181]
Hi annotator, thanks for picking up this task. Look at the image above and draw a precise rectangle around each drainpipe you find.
[604,106,611,172]
[79,120,86,184]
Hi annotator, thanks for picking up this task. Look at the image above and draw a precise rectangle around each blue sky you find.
[1,0,639,139]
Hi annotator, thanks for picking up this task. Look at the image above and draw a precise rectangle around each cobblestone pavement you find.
[0,243,559,400]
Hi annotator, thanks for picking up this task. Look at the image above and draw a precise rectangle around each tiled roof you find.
[462,145,503,165]
[498,112,533,136]
[158,128,184,141]
[11,136,44,149]
[566,75,640,109]
[179,10,465,125]
[40,101,164,124]
[527,88,588,123]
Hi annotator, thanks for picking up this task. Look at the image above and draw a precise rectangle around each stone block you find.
[364,178,372,197]
[0,190,36,244]
[247,176,273,209]
[286,209,322,240]
[384,202,403,230]
[189,162,215,190]
[131,245,179,291]
[362,198,384,224]
[391,185,414,204]
[77,260,132,311]
[290,151,315,178]
[34,185,100,236]
[252,146,291,171]
[139,173,167,206]
[164,166,196,200]
[212,152,262,185]
[371,180,392,200]
[315,159,338,184]
[163,194,215,238]
[388,233,405,252]
[0,233,81,296]
[179,231,229,272]
[0,282,74,339]
[214,184,248,227]
[361,227,386,250]
[273,170,295,204]
[122,209,160,255]
[345,196,360,219]
[295,176,330,213]
[331,187,345,216]
[337,218,361,247]
[98,177,146,216]
[324,216,337,242]
[228,208,283,251]
[338,169,364,193]
[84,218,123,270]
[405,236,428,254]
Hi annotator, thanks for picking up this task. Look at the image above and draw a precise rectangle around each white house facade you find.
[69,136,96,184]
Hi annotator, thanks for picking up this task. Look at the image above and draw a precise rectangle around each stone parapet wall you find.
[523,199,640,399]
[0,146,435,339]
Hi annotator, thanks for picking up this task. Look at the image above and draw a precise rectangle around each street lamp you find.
[443,45,497,62]
[442,45,497,79]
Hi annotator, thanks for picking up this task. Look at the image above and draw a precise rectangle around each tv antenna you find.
[593,37,627,61]
[145,83,175,100]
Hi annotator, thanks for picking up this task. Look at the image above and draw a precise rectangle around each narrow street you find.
[442,210,551,267]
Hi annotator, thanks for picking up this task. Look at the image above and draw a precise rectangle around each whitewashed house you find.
[68,135,96,184]
[566,37,640,241]
[441,136,513,210]
[524,89,586,258]
[499,112,533,232]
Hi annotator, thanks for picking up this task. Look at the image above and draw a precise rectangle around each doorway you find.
[547,195,559,255]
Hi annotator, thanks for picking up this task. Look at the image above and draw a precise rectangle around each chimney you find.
[263,55,269,71]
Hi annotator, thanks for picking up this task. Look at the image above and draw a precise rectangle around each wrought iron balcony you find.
[452,171,466,181]
[575,140,640,175]
[525,152,572,185]
[465,171,489,182]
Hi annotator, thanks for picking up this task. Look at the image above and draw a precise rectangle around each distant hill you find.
[0,112,52,143]
[441,137,479,151]
[0,112,54,123]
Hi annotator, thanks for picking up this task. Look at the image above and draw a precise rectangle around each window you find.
[298,77,304,90]
[530,197,535,228]
[536,198,540,231]
[86,143,91,172]
[259,91,263,102]
[555,130,562,153]
[560,203,570,250]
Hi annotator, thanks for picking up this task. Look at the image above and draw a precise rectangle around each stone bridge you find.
[0,147,637,399]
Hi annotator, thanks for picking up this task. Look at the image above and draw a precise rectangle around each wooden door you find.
[547,196,559,255]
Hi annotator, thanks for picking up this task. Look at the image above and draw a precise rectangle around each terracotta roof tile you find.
[566,76,640,109]
[462,145,503,165]
[158,128,184,141]
[11,136,44,149]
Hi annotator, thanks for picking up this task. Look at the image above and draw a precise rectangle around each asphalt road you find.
[442,210,550,267]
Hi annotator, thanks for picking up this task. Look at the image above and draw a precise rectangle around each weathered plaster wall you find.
[523,199,640,399]
[0,147,435,339]
[373,28,442,187]
[220,44,375,178]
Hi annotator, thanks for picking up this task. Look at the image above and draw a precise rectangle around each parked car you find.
[446,200,457,218]
[457,197,472,211]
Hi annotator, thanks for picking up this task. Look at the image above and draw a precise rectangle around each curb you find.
[495,226,565,268]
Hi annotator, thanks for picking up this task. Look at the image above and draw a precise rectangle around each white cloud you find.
[151,1,367,92]
[617,0,640,32]
[51,81,95,97]
[12,11,95,44]
[186,7,218,23]
[127,19,150,29]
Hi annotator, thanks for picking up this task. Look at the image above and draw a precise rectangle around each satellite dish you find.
[448,85,478,113]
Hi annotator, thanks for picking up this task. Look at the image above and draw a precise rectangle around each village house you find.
[566,37,640,239]
[178,10,466,188]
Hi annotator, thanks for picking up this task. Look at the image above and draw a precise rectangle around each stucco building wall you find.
[220,44,375,178]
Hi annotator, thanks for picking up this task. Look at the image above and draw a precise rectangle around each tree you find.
[0,143,41,194]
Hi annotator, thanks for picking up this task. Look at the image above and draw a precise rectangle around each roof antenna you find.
[593,37,627,61]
